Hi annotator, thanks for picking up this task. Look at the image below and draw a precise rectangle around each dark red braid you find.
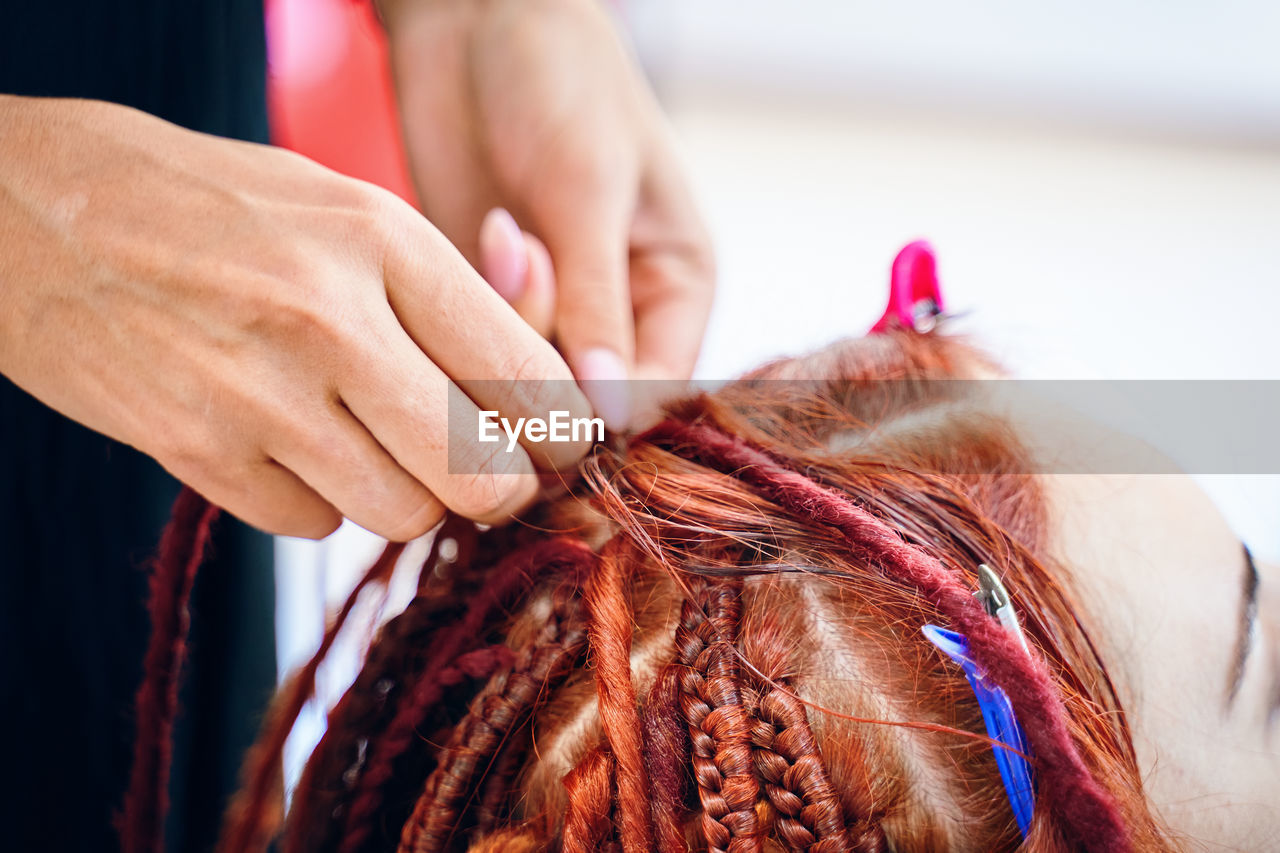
[218,541,406,853]
[336,538,596,853]
[118,487,220,853]
[645,418,1132,853]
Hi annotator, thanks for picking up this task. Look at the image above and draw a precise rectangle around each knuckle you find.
[279,508,343,541]
[450,477,516,521]
[380,495,444,543]
[445,449,533,521]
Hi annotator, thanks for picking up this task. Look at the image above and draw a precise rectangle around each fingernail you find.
[479,207,528,301]
[575,347,631,431]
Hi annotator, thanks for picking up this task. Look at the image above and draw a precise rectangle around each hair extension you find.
[561,746,619,852]
[642,662,693,853]
[336,538,595,853]
[283,517,483,853]
[466,824,545,853]
[119,487,220,853]
[283,518,486,853]
[397,577,590,853]
[218,541,406,853]
[676,578,764,853]
[203,329,1179,853]
[748,683,858,853]
[646,418,1131,853]
[583,539,655,853]
[471,721,530,835]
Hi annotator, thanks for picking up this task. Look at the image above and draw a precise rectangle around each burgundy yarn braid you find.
[285,516,482,853]
[118,487,221,853]
[646,419,1132,853]
[642,663,693,853]
[336,538,596,853]
[217,541,407,853]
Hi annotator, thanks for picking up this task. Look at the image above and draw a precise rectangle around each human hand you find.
[382,0,716,427]
[0,96,592,540]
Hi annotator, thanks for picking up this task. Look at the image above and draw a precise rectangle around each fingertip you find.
[479,207,529,301]
[573,347,632,432]
[511,231,556,338]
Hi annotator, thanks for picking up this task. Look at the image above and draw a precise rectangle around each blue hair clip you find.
[922,564,1035,837]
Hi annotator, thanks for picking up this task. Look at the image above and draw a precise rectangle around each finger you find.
[263,398,446,542]
[338,310,545,523]
[479,207,529,302]
[508,230,556,339]
[629,153,717,383]
[379,200,594,469]
[529,170,636,430]
[630,248,715,382]
[175,457,343,541]
[479,207,556,339]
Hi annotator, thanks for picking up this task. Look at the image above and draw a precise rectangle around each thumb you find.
[536,193,635,430]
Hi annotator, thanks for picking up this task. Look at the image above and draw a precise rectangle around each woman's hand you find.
[383,0,716,427]
[0,95,592,540]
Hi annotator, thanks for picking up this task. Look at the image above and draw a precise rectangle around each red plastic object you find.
[871,240,945,334]
[265,0,418,205]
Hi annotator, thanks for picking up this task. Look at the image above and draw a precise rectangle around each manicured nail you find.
[575,347,631,431]
[479,207,528,301]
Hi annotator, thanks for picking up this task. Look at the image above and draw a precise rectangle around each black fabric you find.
[0,3,275,852]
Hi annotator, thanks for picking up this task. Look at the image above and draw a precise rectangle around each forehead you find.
[1039,473,1240,698]
[1036,472,1279,838]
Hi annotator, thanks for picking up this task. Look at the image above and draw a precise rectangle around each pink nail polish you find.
[576,348,631,431]
[479,207,528,301]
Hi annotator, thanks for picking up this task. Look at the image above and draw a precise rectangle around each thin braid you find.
[397,580,589,853]
[643,663,693,853]
[119,487,220,853]
[472,721,530,834]
[284,519,482,853]
[561,746,619,852]
[676,579,764,853]
[337,539,595,853]
[748,685,856,853]
[648,419,1132,853]
[219,541,406,853]
[583,539,655,853]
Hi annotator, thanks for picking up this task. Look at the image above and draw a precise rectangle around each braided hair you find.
[122,330,1176,853]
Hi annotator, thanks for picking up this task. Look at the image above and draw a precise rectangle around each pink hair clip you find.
[871,240,945,334]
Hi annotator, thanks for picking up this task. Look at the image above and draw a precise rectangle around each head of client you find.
[193,328,1278,853]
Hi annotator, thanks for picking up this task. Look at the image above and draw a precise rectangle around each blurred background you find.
[266,0,1280,790]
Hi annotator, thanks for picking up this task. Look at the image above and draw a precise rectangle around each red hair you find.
[124,329,1174,852]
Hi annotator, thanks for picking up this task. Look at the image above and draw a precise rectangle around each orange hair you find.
[128,329,1176,853]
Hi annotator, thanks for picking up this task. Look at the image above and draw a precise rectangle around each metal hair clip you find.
[975,563,1031,655]
[922,564,1036,837]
